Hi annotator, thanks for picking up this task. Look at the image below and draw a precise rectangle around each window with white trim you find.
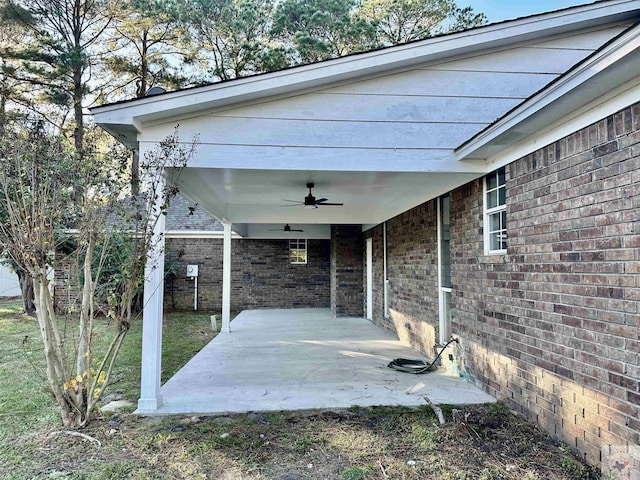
[289,239,307,264]
[484,167,507,254]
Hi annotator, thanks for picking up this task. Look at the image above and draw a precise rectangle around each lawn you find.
[0,298,602,479]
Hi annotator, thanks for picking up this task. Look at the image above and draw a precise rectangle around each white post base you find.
[136,396,163,413]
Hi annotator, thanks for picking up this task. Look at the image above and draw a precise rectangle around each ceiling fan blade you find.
[291,229,304,232]
[280,204,303,207]
[282,199,302,203]
[315,198,328,203]
[317,202,343,206]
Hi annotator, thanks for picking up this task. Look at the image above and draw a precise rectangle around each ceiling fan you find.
[269,224,304,232]
[282,183,343,208]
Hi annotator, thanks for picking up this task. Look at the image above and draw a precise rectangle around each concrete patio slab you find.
[152,309,494,415]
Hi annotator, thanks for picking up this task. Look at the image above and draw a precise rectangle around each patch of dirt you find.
[17,404,602,479]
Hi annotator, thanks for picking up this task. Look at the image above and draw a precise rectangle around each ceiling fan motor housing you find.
[304,183,317,207]
[304,194,316,207]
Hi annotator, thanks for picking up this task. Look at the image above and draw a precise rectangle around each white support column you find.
[221,221,232,333]
[383,222,389,318]
[137,177,166,413]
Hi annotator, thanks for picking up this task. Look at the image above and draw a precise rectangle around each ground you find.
[0,299,602,479]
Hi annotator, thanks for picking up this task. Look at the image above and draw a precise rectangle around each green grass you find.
[0,299,603,480]
[0,299,59,436]
[106,309,218,400]
[0,299,217,477]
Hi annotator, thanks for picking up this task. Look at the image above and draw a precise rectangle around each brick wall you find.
[368,202,440,355]
[454,102,640,464]
[366,102,640,464]
[165,238,330,311]
[330,225,364,317]
[53,257,80,312]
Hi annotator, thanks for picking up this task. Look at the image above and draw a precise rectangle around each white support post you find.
[383,222,389,318]
[137,181,166,412]
[221,221,232,333]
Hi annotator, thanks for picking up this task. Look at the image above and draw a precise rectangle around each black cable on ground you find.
[387,337,459,374]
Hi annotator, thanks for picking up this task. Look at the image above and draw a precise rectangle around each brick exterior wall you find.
[330,225,364,317]
[53,257,80,312]
[456,103,640,464]
[165,238,330,311]
[367,101,640,465]
[367,202,440,356]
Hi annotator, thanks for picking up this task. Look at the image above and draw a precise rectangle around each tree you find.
[0,123,197,427]
[101,0,189,101]
[448,5,486,33]
[0,1,43,133]
[272,0,375,63]
[100,0,191,195]
[357,0,486,46]
[187,0,290,81]
[6,0,118,158]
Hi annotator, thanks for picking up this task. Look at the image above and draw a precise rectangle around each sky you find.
[466,0,596,23]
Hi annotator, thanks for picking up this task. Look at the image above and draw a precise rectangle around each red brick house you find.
[163,194,331,311]
[93,0,640,467]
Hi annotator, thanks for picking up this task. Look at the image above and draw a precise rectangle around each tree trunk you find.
[16,268,35,314]
[131,149,140,195]
[33,279,76,427]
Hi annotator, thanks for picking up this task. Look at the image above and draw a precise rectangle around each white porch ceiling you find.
[175,168,478,227]
[91,1,640,236]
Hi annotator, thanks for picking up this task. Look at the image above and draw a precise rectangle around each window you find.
[438,194,452,344]
[484,167,507,254]
[289,239,307,264]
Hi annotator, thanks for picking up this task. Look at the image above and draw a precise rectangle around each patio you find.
[152,309,495,415]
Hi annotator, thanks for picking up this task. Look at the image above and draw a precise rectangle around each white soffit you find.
[174,168,479,225]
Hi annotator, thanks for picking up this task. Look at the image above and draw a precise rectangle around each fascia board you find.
[91,0,640,129]
[165,230,240,239]
[480,80,640,170]
[455,22,640,160]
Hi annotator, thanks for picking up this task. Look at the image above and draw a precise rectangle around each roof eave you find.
[91,0,640,134]
[455,20,640,164]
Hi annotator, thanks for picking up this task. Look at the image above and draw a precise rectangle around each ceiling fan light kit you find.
[269,224,304,232]
[281,182,343,208]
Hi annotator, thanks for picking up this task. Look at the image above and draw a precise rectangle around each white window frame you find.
[437,194,453,345]
[484,167,507,255]
[289,239,307,264]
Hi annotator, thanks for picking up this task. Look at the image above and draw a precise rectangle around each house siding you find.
[165,238,331,311]
[138,24,630,175]
[0,264,21,297]
[369,101,640,464]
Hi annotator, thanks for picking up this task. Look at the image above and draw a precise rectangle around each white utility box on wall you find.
[186,265,199,277]
[186,265,199,311]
